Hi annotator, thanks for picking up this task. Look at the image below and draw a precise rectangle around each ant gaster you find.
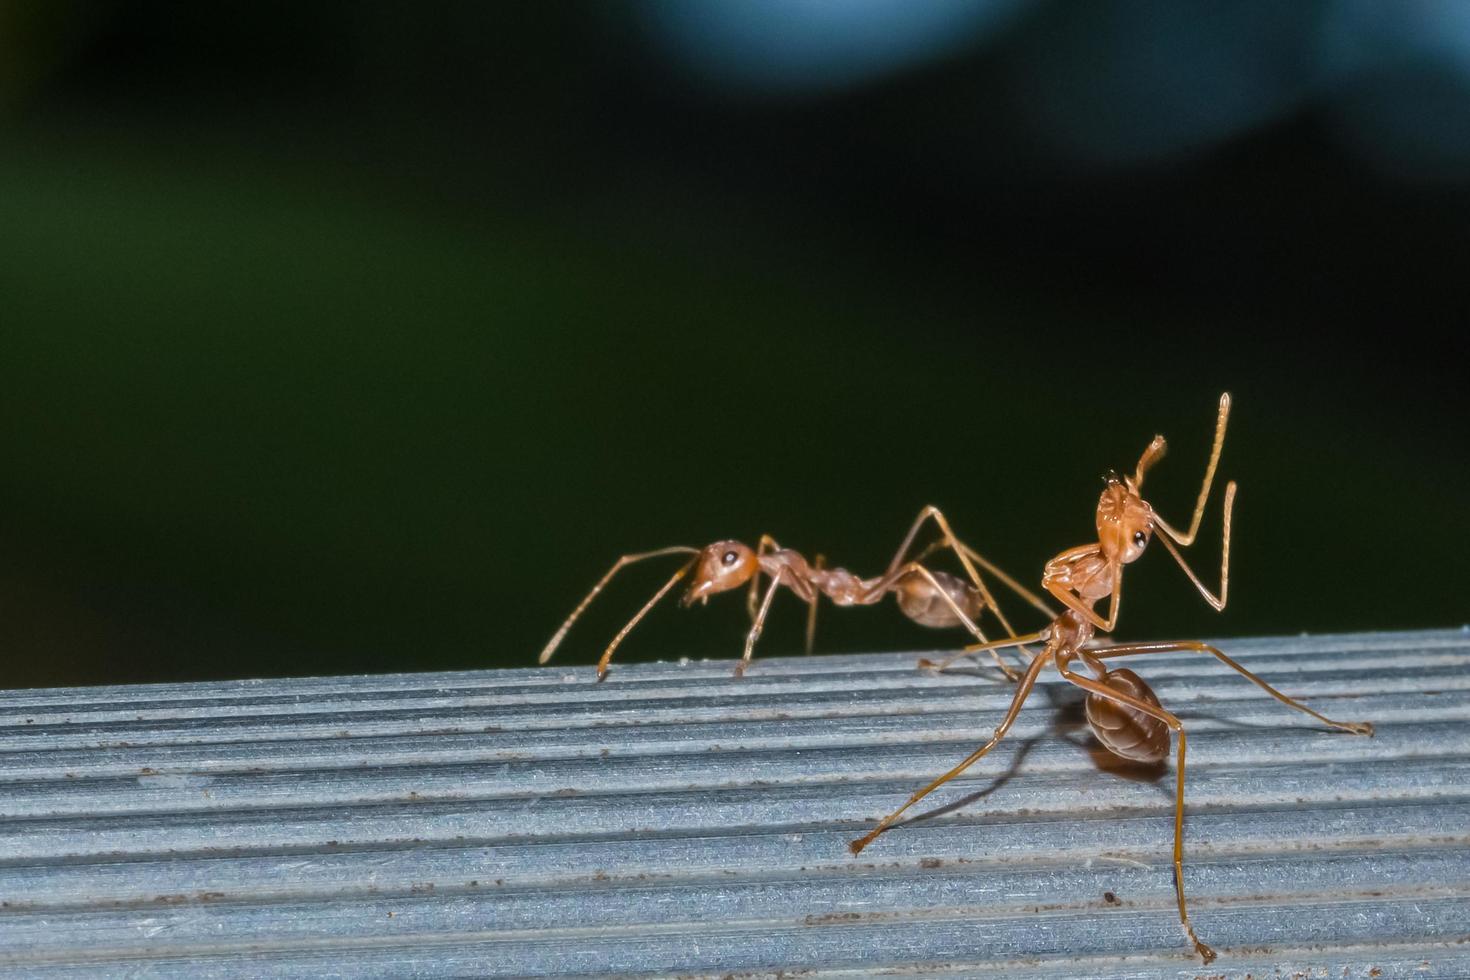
[854,394,1375,965]
[538,507,1051,680]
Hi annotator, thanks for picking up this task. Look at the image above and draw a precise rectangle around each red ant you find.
[850,394,1374,964]
[538,507,1051,680]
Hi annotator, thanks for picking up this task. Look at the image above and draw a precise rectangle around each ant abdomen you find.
[894,569,985,628]
[1085,667,1169,763]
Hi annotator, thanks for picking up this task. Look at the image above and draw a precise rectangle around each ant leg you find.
[746,534,782,623]
[595,557,699,680]
[1094,639,1373,736]
[884,506,943,575]
[1045,563,1124,633]
[805,554,825,655]
[849,651,1048,854]
[736,568,789,678]
[909,535,1053,665]
[950,539,1052,667]
[918,629,1050,672]
[1054,658,1216,965]
[1149,392,1231,545]
[906,538,1038,673]
[952,541,1054,620]
[884,506,1021,637]
[1154,481,1234,612]
[872,561,1019,679]
[886,506,1050,673]
[540,546,700,665]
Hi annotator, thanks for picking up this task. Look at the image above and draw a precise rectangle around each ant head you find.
[682,540,758,606]
[1096,471,1154,564]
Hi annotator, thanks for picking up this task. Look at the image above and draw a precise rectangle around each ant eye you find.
[722,550,739,566]
[1132,531,1147,547]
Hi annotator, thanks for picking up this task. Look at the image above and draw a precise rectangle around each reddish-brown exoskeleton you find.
[850,394,1375,964]
[537,507,1051,680]
[916,392,1235,676]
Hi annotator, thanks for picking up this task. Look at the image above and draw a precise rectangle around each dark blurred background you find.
[1,1,1466,688]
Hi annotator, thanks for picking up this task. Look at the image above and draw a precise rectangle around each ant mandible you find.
[537,507,1052,680]
[851,394,1375,964]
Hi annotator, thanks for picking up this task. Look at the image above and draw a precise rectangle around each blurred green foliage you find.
[0,4,1466,687]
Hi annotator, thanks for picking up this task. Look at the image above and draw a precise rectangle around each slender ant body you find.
[852,394,1374,964]
[538,507,1051,679]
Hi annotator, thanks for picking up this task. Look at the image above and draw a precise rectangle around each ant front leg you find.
[1044,555,1124,634]
[746,534,782,623]
[736,565,796,678]
[805,553,825,655]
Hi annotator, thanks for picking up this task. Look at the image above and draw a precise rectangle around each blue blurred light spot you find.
[642,0,1032,96]
[1322,0,1470,77]
[1320,0,1470,180]
[1011,4,1324,167]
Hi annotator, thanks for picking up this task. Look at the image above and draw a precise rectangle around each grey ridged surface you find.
[0,629,1467,978]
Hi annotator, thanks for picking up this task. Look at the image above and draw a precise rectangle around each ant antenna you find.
[1132,437,1167,486]
[1154,392,1231,546]
[595,558,699,680]
[538,547,699,666]
[1155,479,1235,611]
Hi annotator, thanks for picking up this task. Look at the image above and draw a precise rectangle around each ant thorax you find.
[756,548,825,586]
[1043,545,1115,605]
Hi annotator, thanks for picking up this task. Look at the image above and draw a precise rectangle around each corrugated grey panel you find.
[0,628,1466,979]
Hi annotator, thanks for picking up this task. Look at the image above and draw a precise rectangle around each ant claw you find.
[1183,922,1217,964]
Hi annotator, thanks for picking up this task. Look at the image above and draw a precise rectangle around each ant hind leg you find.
[849,652,1048,854]
[1055,658,1216,964]
[1094,639,1373,736]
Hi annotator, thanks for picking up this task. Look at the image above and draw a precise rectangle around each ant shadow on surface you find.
[899,732,1047,827]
